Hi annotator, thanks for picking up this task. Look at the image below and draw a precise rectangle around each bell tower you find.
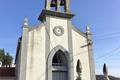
[45,0,70,12]
[38,0,74,22]
[38,1,75,80]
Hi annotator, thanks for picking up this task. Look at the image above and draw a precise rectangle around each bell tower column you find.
[45,0,50,10]
[56,0,61,12]
[65,0,70,13]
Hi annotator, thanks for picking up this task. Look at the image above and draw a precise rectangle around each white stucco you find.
[72,29,91,80]
[49,17,69,51]
[26,24,46,80]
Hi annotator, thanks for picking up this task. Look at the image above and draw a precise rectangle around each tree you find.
[5,53,13,67]
[0,49,5,66]
[0,49,13,67]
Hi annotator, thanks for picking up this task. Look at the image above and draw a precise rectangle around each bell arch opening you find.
[50,0,67,12]
[52,50,68,80]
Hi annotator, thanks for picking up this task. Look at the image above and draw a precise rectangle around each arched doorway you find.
[52,50,68,80]
[47,45,74,80]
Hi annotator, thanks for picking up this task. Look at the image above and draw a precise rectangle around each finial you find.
[103,63,110,80]
[103,63,108,75]
[86,25,91,33]
[23,16,29,26]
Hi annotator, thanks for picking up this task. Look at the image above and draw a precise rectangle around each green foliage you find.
[5,53,13,66]
[0,49,13,67]
[0,49,5,63]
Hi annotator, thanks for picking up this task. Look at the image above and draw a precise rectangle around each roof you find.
[0,67,15,77]
[38,9,74,22]
[15,37,22,64]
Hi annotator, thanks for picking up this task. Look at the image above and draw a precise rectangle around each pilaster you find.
[19,18,29,80]
[86,26,96,80]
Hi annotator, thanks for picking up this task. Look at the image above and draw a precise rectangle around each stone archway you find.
[47,45,73,80]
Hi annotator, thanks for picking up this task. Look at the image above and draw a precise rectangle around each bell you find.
[51,0,57,7]
[60,0,65,6]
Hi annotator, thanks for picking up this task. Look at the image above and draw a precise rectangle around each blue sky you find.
[0,0,120,77]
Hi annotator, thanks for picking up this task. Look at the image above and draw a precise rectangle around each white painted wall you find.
[72,30,91,80]
[26,24,46,80]
[49,17,69,51]
[49,16,92,80]
[15,16,93,80]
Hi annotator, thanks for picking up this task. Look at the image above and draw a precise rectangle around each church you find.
[0,0,96,80]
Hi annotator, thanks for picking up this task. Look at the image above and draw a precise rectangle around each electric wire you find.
[92,31,120,40]
[93,35,120,41]
[46,26,120,62]
[93,31,120,37]
[95,45,120,62]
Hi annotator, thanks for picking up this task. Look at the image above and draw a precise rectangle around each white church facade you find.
[0,0,96,80]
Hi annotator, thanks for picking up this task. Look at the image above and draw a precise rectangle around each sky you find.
[0,0,120,77]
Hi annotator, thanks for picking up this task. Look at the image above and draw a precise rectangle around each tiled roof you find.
[0,67,15,77]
